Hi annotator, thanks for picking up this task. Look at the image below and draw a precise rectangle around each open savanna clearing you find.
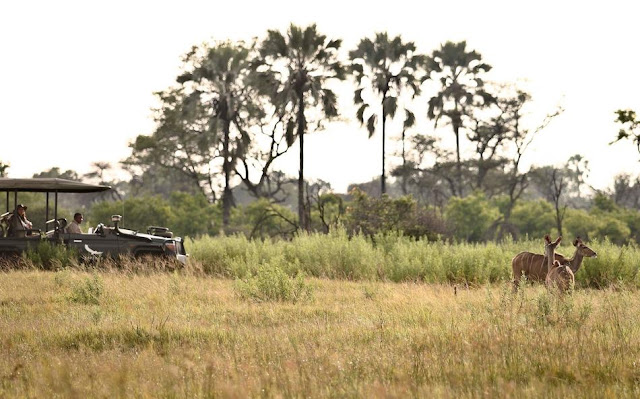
[2,270,640,398]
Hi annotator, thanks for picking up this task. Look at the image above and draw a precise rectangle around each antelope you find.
[511,236,597,291]
[560,237,598,274]
[542,235,574,293]
[546,259,575,293]
[512,234,561,291]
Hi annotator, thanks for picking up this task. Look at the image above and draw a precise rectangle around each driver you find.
[66,212,84,234]
[8,204,33,237]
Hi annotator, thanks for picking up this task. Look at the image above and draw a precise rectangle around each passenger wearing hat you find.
[7,204,33,237]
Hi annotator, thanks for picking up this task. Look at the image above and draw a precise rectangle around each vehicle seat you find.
[45,217,68,236]
[58,218,68,233]
[1,212,13,238]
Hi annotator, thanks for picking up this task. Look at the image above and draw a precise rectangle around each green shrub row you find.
[189,230,640,288]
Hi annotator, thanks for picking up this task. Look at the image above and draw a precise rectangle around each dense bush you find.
[345,188,448,240]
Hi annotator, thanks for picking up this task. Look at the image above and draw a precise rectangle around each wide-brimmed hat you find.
[16,204,27,210]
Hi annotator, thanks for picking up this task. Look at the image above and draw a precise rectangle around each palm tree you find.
[258,24,345,231]
[350,32,424,195]
[426,41,492,196]
[177,41,258,229]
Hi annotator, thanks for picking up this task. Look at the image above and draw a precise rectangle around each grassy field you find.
[2,269,640,398]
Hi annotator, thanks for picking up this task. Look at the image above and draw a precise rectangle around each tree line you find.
[2,23,640,243]
[124,23,568,233]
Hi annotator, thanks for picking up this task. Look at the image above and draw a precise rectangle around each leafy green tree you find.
[311,192,346,234]
[177,41,260,229]
[612,109,640,156]
[445,191,499,242]
[593,214,631,245]
[349,32,424,195]
[563,208,600,241]
[510,199,556,239]
[230,198,297,239]
[426,41,493,196]
[466,91,513,193]
[587,192,639,244]
[485,88,562,239]
[390,133,456,205]
[167,192,220,238]
[258,23,345,231]
[126,87,218,200]
[346,188,447,240]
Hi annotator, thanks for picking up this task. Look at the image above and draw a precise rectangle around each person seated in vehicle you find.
[66,212,84,234]
[7,204,33,237]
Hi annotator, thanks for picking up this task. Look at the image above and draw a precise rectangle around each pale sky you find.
[1,0,639,194]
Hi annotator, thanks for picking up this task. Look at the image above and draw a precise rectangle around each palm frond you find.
[404,109,416,129]
[384,96,397,118]
[356,103,368,124]
[366,114,377,137]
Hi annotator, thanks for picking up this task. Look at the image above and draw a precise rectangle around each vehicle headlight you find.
[164,242,176,253]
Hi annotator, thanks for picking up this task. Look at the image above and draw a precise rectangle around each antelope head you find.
[544,234,562,252]
[573,237,597,258]
[544,234,562,268]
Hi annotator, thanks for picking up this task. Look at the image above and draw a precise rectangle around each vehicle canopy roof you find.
[0,178,111,193]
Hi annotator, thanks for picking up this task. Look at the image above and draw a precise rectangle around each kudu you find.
[561,237,598,273]
[512,234,561,291]
[511,236,597,291]
[546,259,575,293]
[540,235,574,293]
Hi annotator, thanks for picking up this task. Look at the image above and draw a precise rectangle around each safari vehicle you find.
[0,178,187,264]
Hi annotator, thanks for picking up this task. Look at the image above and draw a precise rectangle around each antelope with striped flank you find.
[511,236,597,291]
[511,234,561,292]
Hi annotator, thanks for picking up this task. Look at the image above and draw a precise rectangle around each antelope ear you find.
[573,238,580,247]
[544,234,551,244]
[553,260,561,266]
[554,236,562,245]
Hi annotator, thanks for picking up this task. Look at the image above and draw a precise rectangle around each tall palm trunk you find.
[297,89,308,231]
[381,96,386,196]
[401,129,407,195]
[222,118,233,229]
[454,123,461,196]
[451,100,463,197]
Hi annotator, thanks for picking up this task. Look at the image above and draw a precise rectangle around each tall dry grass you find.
[2,270,640,397]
